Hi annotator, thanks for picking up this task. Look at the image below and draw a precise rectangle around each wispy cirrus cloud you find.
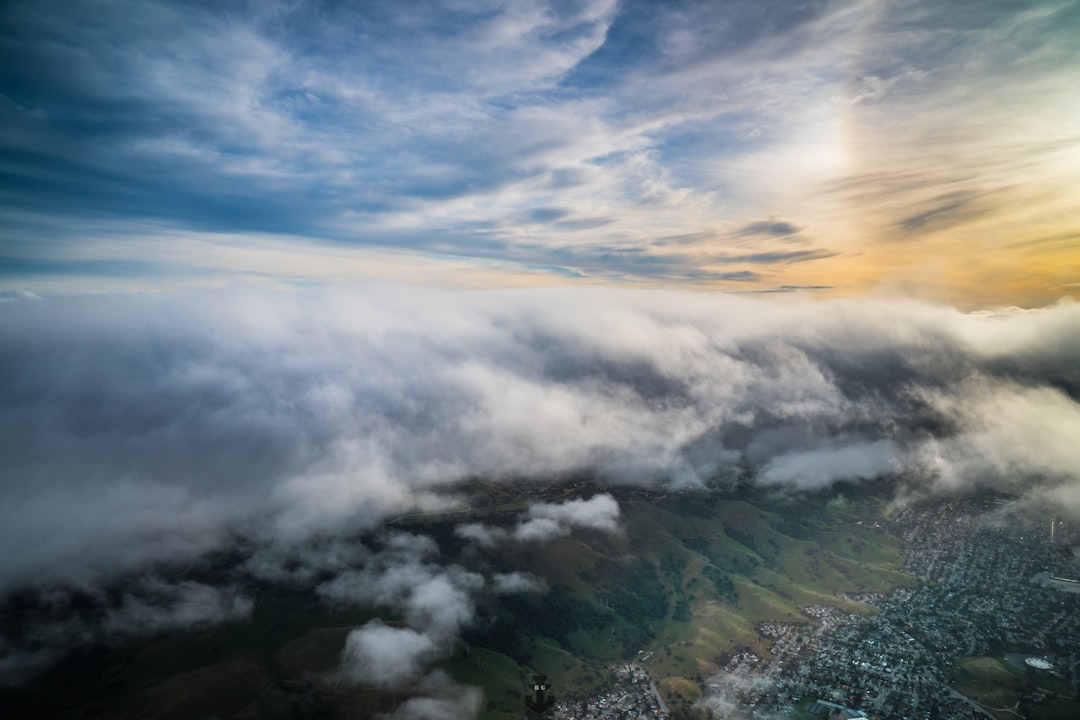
[3,1,1074,301]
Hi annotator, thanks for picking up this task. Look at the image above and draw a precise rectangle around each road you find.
[649,679,669,714]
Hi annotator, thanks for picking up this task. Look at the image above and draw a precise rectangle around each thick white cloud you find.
[490,572,547,595]
[0,285,1078,598]
[317,531,484,695]
[759,439,903,490]
[454,522,504,548]
[321,535,490,716]
[908,380,1080,497]
[514,516,567,543]
[526,494,621,532]
[456,494,623,545]
[378,670,484,720]
[515,494,622,542]
[340,621,436,688]
[318,549,483,643]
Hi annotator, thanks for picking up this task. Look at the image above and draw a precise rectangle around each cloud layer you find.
[2,285,1078,599]
[458,494,623,545]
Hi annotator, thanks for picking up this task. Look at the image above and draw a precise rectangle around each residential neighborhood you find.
[698,498,1080,719]
[548,662,669,720]
[523,496,1078,720]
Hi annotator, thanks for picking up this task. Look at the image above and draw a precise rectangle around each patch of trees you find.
[701,565,738,602]
[680,537,711,555]
[661,552,688,588]
[618,622,653,653]
[476,590,612,652]
[656,495,716,519]
[725,527,756,552]
[596,558,668,626]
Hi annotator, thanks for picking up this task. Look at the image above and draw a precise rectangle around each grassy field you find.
[950,655,1080,720]
[953,656,1027,709]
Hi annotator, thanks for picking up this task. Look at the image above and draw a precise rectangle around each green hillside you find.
[2,482,916,720]
[438,483,916,718]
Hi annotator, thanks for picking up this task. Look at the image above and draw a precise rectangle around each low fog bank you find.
[1,285,1078,700]
[3,285,1076,593]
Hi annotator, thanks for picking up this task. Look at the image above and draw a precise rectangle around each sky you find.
[2,2,1080,712]
[1,0,1078,306]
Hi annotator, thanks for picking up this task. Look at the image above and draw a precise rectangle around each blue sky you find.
[1,0,1078,304]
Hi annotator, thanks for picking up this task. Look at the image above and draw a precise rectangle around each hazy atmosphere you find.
[1,2,1078,718]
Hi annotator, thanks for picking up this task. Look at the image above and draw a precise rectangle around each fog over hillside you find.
[2,285,1079,704]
